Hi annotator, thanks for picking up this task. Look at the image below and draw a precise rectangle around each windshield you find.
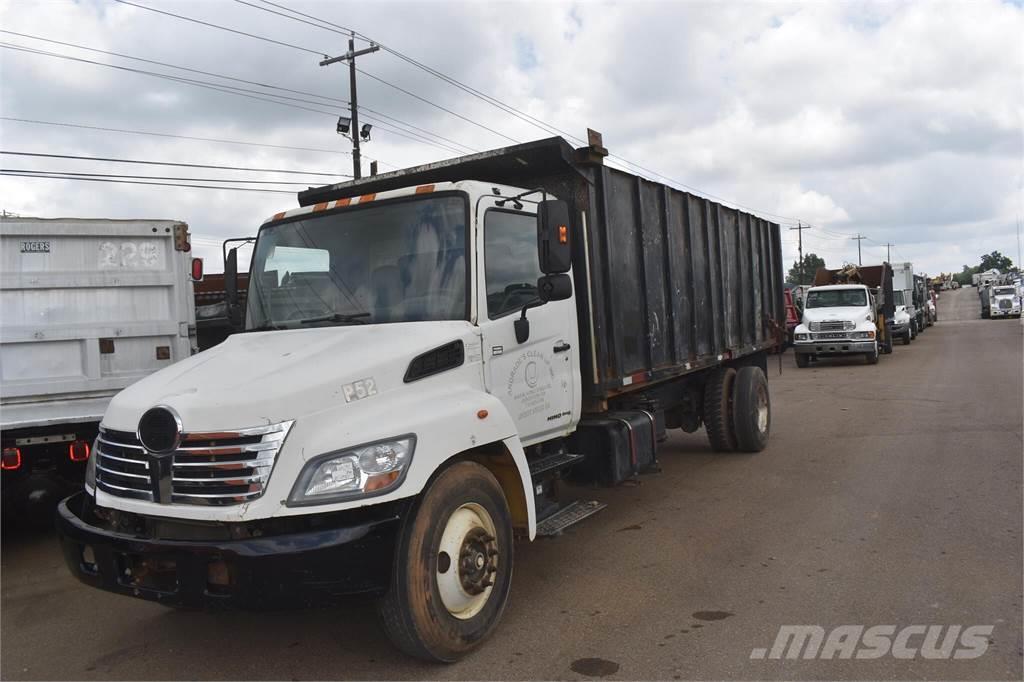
[246,196,468,329]
[994,287,1015,296]
[892,290,905,306]
[806,288,867,308]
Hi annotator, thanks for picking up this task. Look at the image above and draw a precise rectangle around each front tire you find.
[378,461,513,662]
[902,331,911,345]
[732,366,771,452]
[864,343,880,365]
[795,352,810,368]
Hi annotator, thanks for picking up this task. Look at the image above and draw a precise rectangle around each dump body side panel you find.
[585,166,783,399]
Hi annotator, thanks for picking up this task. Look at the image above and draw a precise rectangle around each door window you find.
[484,210,542,318]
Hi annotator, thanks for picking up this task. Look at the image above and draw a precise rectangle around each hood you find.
[104,321,479,432]
[802,306,871,324]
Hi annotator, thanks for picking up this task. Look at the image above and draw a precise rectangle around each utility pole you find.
[789,221,812,283]
[320,32,379,179]
[883,242,894,263]
[851,233,867,265]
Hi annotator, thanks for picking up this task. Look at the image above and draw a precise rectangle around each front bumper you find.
[56,491,407,609]
[888,322,909,334]
[793,339,876,355]
[990,308,1019,317]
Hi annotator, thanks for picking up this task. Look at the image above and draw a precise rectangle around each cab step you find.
[528,451,585,480]
[536,500,606,537]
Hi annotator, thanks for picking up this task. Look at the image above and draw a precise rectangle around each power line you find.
[0,151,346,177]
[0,29,346,105]
[0,41,464,157]
[0,116,359,158]
[1,171,294,194]
[3,168,318,186]
[112,0,327,57]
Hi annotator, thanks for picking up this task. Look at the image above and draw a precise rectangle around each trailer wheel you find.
[704,367,737,452]
[378,461,513,662]
[794,353,810,368]
[732,366,771,452]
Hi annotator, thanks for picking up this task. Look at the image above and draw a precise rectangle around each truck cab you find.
[792,284,880,366]
[989,285,1021,318]
[889,289,914,345]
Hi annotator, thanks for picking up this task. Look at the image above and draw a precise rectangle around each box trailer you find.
[56,134,784,660]
[1,218,198,521]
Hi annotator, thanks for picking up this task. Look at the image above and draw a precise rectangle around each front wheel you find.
[902,331,911,345]
[864,344,880,365]
[795,352,810,368]
[378,461,513,662]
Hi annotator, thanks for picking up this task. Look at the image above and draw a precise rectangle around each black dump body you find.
[299,137,785,402]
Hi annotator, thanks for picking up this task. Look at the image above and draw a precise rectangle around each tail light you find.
[69,440,91,462]
[191,257,204,281]
[1,447,21,471]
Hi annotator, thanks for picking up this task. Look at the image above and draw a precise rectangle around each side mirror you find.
[537,199,571,274]
[225,248,242,329]
[538,273,572,302]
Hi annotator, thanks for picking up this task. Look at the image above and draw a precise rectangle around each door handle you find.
[553,342,571,353]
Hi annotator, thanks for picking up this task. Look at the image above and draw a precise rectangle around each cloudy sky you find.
[1,0,1021,275]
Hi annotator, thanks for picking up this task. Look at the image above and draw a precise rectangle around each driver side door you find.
[477,203,579,446]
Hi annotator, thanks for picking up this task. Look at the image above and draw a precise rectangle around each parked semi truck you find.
[989,285,1021,318]
[1,218,199,522]
[55,134,785,661]
[792,263,895,366]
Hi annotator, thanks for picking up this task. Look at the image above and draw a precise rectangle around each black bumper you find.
[56,492,405,609]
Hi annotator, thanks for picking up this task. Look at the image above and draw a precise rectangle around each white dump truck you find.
[56,134,786,661]
[792,264,896,367]
[1,218,200,522]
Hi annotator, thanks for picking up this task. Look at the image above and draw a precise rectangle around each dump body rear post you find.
[54,133,785,661]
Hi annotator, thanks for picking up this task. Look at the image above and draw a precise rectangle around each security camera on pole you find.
[321,32,379,179]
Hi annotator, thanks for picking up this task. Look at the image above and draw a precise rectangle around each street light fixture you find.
[336,116,351,136]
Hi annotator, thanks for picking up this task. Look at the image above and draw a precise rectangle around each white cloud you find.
[0,0,1021,278]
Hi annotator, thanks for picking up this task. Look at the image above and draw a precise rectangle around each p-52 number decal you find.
[342,377,377,403]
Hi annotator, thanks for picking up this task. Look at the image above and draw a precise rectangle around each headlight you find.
[84,437,97,495]
[851,331,876,339]
[288,436,415,505]
[843,321,856,331]
[795,333,809,340]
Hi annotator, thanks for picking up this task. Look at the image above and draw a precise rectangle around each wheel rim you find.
[435,502,498,620]
[755,384,769,434]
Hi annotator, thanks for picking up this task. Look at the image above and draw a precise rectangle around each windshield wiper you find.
[298,312,372,325]
[248,322,286,332]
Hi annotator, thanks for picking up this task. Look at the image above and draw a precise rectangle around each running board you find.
[528,452,585,480]
[536,500,606,537]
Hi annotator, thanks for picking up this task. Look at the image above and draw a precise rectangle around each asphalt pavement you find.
[2,286,1021,680]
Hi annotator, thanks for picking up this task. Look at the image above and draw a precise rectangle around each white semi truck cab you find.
[56,135,786,661]
[989,285,1021,318]
[792,284,880,366]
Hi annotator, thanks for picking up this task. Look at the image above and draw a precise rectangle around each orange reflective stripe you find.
[359,193,376,203]
[272,212,285,221]
[415,184,435,194]
[314,202,328,212]
[334,198,351,208]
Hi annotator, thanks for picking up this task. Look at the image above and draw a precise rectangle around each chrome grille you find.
[95,421,293,505]
[810,320,852,332]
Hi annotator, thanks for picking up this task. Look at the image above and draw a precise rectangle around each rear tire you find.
[378,461,513,662]
[902,331,911,345]
[704,367,737,452]
[795,353,810,368]
[732,366,771,452]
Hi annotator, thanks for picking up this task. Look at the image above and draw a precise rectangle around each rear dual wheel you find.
[704,366,771,453]
[378,462,513,662]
